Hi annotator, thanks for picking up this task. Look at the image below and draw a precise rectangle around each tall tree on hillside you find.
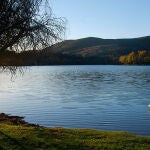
[0,0,66,52]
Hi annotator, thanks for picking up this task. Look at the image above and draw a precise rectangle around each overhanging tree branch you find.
[0,0,66,52]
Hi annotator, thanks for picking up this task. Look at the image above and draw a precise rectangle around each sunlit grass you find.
[0,124,150,150]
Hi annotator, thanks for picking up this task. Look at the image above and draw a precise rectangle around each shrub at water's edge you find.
[0,113,150,150]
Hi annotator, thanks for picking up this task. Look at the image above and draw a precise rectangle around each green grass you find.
[0,124,150,150]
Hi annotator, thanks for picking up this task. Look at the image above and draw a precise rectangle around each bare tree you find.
[0,0,66,52]
[0,0,66,74]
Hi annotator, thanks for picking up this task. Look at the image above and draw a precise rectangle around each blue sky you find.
[50,0,150,39]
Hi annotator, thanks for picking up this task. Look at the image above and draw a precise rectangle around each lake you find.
[0,65,150,136]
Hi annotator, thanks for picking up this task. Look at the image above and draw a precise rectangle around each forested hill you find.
[0,36,150,65]
[49,36,150,56]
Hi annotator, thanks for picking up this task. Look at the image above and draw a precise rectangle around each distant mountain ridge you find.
[49,36,150,57]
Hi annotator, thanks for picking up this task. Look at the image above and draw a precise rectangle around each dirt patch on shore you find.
[0,113,38,126]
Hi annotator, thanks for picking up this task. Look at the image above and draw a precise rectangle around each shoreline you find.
[0,113,39,127]
[0,113,150,149]
[0,113,150,137]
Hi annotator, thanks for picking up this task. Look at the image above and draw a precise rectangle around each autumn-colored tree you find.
[119,50,150,65]
[119,55,127,64]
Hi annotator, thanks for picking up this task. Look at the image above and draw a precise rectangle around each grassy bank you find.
[0,113,150,150]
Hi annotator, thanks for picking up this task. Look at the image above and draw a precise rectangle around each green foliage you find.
[119,50,150,65]
[0,124,150,150]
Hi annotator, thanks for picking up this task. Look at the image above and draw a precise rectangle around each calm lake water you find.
[0,65,150,136]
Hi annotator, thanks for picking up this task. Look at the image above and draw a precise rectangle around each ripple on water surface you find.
[0,65,150,136]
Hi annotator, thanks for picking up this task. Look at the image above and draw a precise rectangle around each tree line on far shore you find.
[0,49,150,66]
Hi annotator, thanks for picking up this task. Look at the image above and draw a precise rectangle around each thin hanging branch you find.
[0,0,66,52]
